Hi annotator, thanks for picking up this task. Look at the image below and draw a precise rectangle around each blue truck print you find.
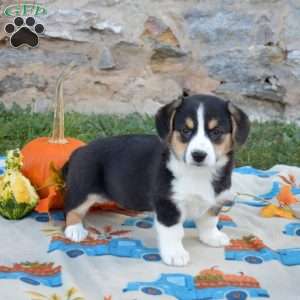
[0,262,62,287]
[123,269,269,300]
[29,211,65,222]
[48,235,161,262]
[283,223,300,236]
[233,166,277,178]
[225,236,300,266]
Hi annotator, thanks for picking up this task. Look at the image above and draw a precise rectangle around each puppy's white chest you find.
[168,157,215,205]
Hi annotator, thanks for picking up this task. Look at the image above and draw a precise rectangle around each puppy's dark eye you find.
[181,127,192,137]
[210,127,223,139]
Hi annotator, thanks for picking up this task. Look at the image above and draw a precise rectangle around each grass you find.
[0,103,299,169]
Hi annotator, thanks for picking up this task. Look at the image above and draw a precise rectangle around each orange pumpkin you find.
[200,267,224,277]
[21,64,85,212]
[277,184,298,206]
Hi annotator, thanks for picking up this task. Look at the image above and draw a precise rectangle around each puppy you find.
[63,94,250,266]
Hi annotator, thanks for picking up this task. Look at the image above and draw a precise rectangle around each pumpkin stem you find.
[49,63,76,144]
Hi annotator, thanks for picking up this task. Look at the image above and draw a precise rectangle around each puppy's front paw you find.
[160,246,190,267]
[199,230,230,247]
[65,223,88,242]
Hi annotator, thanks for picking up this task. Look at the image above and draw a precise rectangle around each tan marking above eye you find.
[185,117,194,129]
[208,119,219,130]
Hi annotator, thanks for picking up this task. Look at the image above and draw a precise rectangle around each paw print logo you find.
[4,16,44,48]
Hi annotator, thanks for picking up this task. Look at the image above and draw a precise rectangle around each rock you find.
[150,45,188,73]
[141,16,180,48]
[201,48,259,82]
[111,41,148,69]
[152,45,187,59]
[0,49,89,69]
[98,47,116,70]
[200,44,289,105]
[255,16,275,45]
[0,75,24,96]
[141,16,189,74]
[0,74,47,96]
[241,80,286,103]
[287,50,300,79]
[43,9,97,42]
[184,9,255,48]
[92,20,123,34]
[282,5,300,50]
[250,45,286,65]
[183,70,219,95]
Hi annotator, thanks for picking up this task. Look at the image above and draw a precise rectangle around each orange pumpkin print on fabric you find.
[261,184,298,219]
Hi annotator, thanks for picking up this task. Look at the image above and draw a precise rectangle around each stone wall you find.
[0,0,300,122]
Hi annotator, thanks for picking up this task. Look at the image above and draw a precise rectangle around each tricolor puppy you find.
[63,94,250,266]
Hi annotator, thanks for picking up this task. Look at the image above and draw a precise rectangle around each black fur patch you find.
[212,152,234,195]
[155,197,181,227]
[63,136,177,222]
[227,102,250,145]
[155,98,182,140]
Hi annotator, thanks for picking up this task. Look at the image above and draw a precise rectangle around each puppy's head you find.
[155,94,250,167]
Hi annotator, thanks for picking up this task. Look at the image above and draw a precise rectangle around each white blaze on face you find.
[185,105,216,166]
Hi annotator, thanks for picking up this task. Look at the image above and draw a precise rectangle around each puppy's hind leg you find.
[65,194,104,242]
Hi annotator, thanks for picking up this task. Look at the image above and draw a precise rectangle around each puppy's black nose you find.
[192,151,207,163]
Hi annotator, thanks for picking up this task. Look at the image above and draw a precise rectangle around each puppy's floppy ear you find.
[227,101,250,146]
[182,88,191,97]
[155,97,183,140]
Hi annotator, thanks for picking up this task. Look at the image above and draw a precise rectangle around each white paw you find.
[160,246,190,267]
[65,223,88,242]
[199,230,230,247]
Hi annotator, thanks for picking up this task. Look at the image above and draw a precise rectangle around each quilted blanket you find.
[0,156,300,300]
